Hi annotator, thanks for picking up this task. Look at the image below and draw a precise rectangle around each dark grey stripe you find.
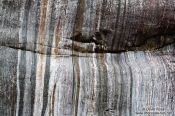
[30,1,40,115]
[18,51,26,116]
[18,0,32,115]
[41,0,56,115]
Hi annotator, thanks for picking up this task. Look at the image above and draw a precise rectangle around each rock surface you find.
[0,0,175,116]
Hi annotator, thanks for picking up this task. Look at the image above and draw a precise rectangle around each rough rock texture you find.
[0,0,175,116]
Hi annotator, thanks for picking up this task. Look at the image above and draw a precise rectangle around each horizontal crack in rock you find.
[0,42,174,56]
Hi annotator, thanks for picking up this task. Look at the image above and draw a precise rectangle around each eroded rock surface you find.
[0,0,175,116]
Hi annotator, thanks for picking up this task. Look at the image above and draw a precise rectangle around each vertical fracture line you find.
[72,0,85,115]
[118,54,126,116]
[72,62,80,116]
[16,0,31,115]
[129,67,133,116]
[16,50,26,116]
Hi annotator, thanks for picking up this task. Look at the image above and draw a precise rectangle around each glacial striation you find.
[0,0,175,116]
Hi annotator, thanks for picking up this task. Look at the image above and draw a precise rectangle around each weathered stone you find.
[0,0,175,116]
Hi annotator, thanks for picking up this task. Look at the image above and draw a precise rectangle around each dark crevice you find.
[68,29,112,45]
[1,34,175,55]
[0,42,174,55]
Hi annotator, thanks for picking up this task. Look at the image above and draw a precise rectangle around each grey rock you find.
[0,0,175,116]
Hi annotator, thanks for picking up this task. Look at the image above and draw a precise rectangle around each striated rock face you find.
[0,0,175,116]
